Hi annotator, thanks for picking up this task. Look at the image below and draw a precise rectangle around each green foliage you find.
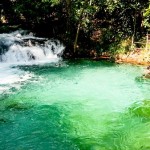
[143,4,150,29]
[42,0,61,6]
[0,0,149,56]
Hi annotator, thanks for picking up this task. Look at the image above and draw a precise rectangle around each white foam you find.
[0,31,64,94]
[0,64,33,94]
[1,41,64,64]
[0,30,64,64]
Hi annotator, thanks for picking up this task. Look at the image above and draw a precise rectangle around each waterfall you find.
[0,30,65,94]
[0,30,65,64]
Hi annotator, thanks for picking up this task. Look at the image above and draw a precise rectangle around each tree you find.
[143,3,150,30]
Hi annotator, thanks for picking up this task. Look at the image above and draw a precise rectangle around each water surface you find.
[0,60,150,150]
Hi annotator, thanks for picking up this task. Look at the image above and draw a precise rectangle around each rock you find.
[143,66,150,78]
[129,100,150,118]
[0,118,7,123]
[144,73,150,79]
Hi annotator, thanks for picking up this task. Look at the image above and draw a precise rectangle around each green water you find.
[0,60,150,150]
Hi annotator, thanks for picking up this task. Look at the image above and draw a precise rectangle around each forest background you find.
[0,0,150,59]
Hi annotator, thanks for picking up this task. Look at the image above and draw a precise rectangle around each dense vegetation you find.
[0,0,150,57]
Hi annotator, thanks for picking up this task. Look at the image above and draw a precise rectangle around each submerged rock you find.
[0,116,10,124]
[129,100,150,118]
[6,102,32,111]
[0,118,7,123]
[143,66,150,79]
[143,73,150,79]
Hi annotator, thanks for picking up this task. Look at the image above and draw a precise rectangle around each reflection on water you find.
[0,60,150,150]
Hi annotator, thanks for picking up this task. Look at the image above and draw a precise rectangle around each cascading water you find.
[0,30,64,64]
[0,30,65,93]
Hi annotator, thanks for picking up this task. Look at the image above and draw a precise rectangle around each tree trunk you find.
[66,0,72,47]
[73,0,89,53]
[73,8,84,53]
[66,0,71,34]
[131,13,136,48]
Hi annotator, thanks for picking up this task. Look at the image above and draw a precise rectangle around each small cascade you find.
[0,30,65,93]
[0,30,65,64]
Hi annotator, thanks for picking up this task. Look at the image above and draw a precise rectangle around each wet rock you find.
[143,73,150,79]
[6,102,32,111]
[143,66,150,79]
[0,117,8,124]
[129,100,150,118]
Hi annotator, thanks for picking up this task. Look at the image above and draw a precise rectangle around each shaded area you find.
[0,1,149,58]
[0,102,79,150]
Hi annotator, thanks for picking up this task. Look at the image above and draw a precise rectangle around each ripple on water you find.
[0,60,150,150]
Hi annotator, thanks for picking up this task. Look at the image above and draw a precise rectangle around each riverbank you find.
[63,49,150,67]
[0,27,149,66]
[83,48,150,66]
[115,49,150,65]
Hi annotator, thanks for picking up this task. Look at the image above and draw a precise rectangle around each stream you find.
[0,31,150,150]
